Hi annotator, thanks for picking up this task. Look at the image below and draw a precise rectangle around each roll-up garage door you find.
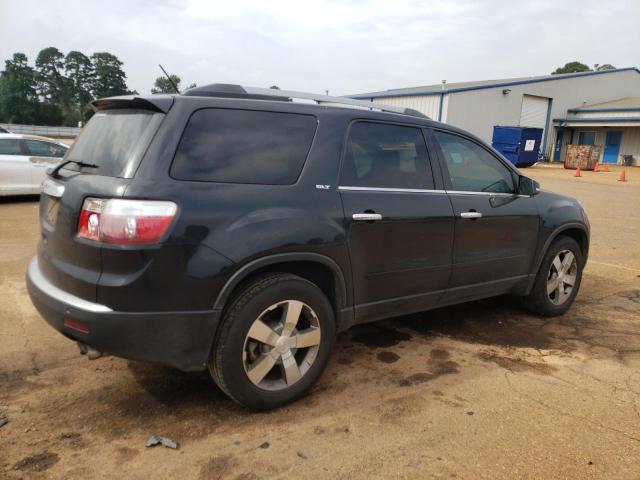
[519,94,549,135]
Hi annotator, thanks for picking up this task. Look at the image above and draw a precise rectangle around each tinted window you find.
[341,122,433,189]
[434,131,514,193]
[64,109,164,178]
[25,140,67,158]
[0,139,22,155]
[171,109,317,184]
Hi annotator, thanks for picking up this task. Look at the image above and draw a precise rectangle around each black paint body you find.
[26,94,590,371]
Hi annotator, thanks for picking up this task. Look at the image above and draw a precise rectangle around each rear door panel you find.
[339,121,454,323]
[340,189,454,322]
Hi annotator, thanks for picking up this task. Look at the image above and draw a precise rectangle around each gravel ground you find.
[1,164,639,479]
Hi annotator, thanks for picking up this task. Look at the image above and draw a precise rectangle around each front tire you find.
[521,235,583,316]
[209,274,335,410]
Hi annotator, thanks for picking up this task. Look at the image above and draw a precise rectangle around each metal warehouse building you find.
[351,68,640,166]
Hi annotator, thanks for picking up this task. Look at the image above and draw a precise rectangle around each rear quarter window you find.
[171,108,317,185]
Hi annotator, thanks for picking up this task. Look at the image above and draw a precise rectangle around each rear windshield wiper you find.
[50,159,99,178]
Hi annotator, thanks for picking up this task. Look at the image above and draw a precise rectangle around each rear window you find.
[171,108,317,185]
[64,109,163,178]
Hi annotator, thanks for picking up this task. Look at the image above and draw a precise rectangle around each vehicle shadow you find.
[0,194,39,205]
[122,296,546,414]
[85,288,636,440]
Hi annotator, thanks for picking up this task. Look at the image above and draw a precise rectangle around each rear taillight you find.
[77,198,177,245]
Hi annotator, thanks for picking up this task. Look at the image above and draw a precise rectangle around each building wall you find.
[372,94,443,120]
[444,70,640,151]
[619,128,640,165]
[560,126,640,166]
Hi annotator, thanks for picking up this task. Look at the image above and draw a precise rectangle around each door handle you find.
[460,211,483,219]
[353,213,383,221]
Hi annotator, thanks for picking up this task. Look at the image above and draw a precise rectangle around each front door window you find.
[433,131,515,194]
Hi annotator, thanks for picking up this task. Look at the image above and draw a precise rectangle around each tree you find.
[35,47,67,102]
[269,85,280,89]
[91,52,128,99]
[151,74,181,94]
[596,64,616,71]
[552,61,592,75]
[65,51,94,124]
[35,47,74,124]
[0,53,40,124]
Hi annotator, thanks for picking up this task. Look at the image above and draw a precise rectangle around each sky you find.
[0,0,638,96]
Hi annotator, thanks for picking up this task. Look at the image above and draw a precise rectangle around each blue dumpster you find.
[491,126,543,168]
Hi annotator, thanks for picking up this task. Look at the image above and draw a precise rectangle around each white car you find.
[0,134,69,196]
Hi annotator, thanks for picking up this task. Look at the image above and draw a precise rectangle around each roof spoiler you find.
[91,95,174,113]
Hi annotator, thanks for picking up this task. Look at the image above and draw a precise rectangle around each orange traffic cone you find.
[593,162,600,172]
[574,166,581,177]
[618,169,627,182]
[604,163,610,172]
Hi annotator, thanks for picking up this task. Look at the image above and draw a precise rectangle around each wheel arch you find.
[527,222,589,293]
[213,253,348,316]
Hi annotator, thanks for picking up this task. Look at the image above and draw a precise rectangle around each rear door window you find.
[340,121,434,189]
[63,109,164,178]
[171,108,317,184]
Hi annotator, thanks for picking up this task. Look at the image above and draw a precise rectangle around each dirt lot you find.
[1,165,639,479]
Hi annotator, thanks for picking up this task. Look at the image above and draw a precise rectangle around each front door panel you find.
[444,193,538,300]
[431,129,539,302]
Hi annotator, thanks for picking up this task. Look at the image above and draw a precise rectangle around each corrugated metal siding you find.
[519,95,548,129]
[372,95,442,120]
[574,110,640,119]
[619,127,640,165]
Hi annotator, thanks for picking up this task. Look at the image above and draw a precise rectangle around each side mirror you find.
[518,176,540,196]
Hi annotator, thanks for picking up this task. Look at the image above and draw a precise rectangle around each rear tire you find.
[209,273,335,410]
[521,235,583,316]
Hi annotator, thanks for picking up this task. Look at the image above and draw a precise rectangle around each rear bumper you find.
[26,257,219,371]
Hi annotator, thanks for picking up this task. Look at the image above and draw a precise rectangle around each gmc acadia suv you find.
[26,84,589,410]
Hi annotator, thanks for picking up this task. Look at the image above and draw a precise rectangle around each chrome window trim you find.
[338,186,531,198]
[338,186,445,194]
[447,190,515,197]
[27,257,112,313]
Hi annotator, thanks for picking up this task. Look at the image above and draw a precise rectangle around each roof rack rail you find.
[183,83,430,119]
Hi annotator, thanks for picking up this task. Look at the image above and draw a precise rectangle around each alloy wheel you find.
[547,249,577,305]
[243,300,321,391]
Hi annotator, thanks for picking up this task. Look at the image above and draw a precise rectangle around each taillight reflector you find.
[77,198,177,245]
[63,319,90,334]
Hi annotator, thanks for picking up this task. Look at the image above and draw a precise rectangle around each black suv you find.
[27,84,589,409]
